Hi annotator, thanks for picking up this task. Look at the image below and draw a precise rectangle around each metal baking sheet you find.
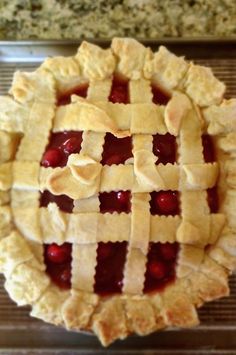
[0,39,236,354]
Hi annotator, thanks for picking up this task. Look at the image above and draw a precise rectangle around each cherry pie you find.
[0,38,236,346]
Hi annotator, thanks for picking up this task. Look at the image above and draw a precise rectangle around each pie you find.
[0,38,236,347]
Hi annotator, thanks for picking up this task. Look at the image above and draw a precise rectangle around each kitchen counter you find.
[0,0,235,40]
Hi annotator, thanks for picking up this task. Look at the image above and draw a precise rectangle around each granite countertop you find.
[0,0,236,40]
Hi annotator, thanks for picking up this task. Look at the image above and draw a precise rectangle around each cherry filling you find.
[44,243,72,289]
[202,135,219,212]
[99,191,131,213]
[40,130,82,212]
[207,187,219,213]
[57,83,89,106]
[94,242,127,295]
[150,191,179,216]
[41,131,83,168]
[44,241,178,295]
[40,190,74,213]
[202,134,215,163]
[144,242,179,293]
[153,133,177,165]
[101,133,133,166]
[151,84,171,105]
[109,75,129,104]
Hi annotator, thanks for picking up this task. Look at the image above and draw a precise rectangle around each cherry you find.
[62,137,81,154]
[99,191,131,213]
[41,148,63,168]
[153,133,176,165]
[44,243,72,290]
[97,242,114,260]
[159,243,177,261]
[103,154,124,166]
[48,264,72,289]
[202,135,215,162]
[59,266,72,288]
[144,242,178,293]
[46,243,71,264]
[151,191,179,215]
[155,191,178,215]
[42,131,83,168]
[117,191,130,205]
[148,260,167,280]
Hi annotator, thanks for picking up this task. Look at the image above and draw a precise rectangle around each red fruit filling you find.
[44,242,178,294]
[94,242,127,295]
[99,191,131,213]
[109,75,129,104]
[202,135,219,212]
[151,84,171,105]
[101,133,133,166]
[46,243,72,264]
[148,260,167,280]
[40,190,74,213]
[97,242,115,261]
[46,263,72,290]
[159,242,178,261]
[117,191,130,205]
[62,137,82,155]
[144,242,179,293]
[202,135,218,212]
[150,191,179,216]
[57,83,89,106]
[41,131,83,168]
[44,243,72,290]
[153,133,177,165]
[207,187,219,213]
[202,134,215,163]
[41,148,62,168]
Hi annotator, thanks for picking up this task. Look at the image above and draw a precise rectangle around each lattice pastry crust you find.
[0,38,235,347]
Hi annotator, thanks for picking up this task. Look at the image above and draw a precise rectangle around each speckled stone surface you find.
[0,0,236,39]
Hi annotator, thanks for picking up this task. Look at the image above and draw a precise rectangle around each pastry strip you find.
[71,243,97,292]
[16,102,55,162]
[122,193,150,294]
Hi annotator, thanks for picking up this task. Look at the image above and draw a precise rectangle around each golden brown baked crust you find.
[0,38,235,347]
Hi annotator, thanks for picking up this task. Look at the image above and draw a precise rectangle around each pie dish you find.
[0,38,236,347]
